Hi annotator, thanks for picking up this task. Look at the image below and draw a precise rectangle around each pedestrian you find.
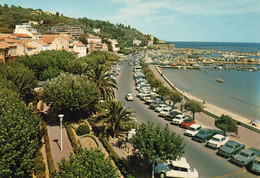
[235,127,239,138]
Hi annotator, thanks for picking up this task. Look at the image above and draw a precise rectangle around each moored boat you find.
[217,78,224,83]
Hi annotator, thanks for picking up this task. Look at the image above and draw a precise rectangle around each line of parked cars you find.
[130,58,260,176]
[130,59,200,177]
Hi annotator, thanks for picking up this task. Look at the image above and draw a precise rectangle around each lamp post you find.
[58,114,64,151]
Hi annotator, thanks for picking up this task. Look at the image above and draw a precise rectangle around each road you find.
[115,59,257,178]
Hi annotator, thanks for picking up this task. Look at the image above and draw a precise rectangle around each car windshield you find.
[240,151,250,157]
[254,160,260,164]
[188,127,196,131]
[212,137,221,142]
[225,143,235,149]
[199,130,206,134]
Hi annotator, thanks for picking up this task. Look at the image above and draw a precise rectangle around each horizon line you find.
[166,41,260,44]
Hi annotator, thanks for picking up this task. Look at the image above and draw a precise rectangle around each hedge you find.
[76,124,90,136]
[98,133,134,177]
[65,123,79,154]
[42,120,56,177]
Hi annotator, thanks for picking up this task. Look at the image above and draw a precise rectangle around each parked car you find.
[154,157,199,178]
[192,129,223,143]
[250,156,260,174]
[217,140,245,158]
[159,108,173,117]
[180,118,196,128]
[165,110,182,120]
[155,104,172,112]
[206,134,229,149]
[144,96,161,105]
[125,93,134,101]
[149,101,165,109]
[171,115,190,125]
[231,149,258,166]
[184,124,204,137]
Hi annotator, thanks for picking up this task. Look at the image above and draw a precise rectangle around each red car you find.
[180,118,196,128]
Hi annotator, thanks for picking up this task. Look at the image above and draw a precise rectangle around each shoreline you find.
[154,65,260,130]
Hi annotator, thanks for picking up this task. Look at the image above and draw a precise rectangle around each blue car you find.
[192,129,223,143]
[218,140,245,158]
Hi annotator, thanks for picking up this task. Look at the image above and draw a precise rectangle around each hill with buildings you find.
[0,4,157,48]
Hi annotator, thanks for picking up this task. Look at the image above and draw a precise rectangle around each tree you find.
[56,148,119,177]
[96,100,134,138]
[86,64,118,100]
[215,114,237,135]
[0,62,38,99]
[0,89,41,177]
[42,73,100,121]
[130,122,185,178]
[169,90,182,108]
[17,50,75,80]
[183,99,203,121]
[157,85,170,102]
[149,78,162,92]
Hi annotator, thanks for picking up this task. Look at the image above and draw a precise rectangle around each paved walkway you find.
[47,125,73,170]
[150,65,260,149]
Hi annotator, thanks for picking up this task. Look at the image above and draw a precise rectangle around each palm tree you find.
[95,100,135,139]
[86,64,117,100]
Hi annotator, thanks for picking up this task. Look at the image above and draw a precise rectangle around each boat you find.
[217,78,224,83]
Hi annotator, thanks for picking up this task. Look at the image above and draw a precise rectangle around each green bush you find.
[42,121,56,176]
[65,123,79,154]
[76,125,90,136]
[34,162,46,174]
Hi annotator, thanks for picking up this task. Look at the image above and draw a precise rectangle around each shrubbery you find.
[76,124,90,136]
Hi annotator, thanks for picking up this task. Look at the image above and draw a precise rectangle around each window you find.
[173,166,180,171]
[180,167,188,172]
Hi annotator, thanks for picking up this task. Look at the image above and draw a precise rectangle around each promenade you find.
[149,65,260,149]
[47,125,73,170]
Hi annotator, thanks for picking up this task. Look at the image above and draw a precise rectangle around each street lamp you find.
[58,114,64,151]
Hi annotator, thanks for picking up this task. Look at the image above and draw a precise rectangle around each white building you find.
[108,39,120,52]
[133,39,142,46]
[73,41,87,57]
[14,23,38,39]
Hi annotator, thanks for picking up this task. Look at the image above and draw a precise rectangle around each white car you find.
[125,93,134,101]
[206,134,229,149]
[159,108,173,117]
[184,124,204,137]
[155,104,172,112]
[171,114,189,125]
[154,157,199,178]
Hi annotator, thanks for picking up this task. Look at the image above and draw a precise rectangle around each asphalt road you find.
[115,59,257,178]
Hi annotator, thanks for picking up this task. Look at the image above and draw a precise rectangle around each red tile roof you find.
[41,37,55,44]
[11,33,32,38]
[0,41,17,48]
[74,42,86,47]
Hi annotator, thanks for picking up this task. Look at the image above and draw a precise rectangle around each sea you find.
[169,41,260,53]
[162,42,260,121]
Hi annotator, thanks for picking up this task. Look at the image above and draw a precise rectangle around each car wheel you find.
[159,172,166,178]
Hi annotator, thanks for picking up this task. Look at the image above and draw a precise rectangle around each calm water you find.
[168,41,260,53]
[162,68,260,120]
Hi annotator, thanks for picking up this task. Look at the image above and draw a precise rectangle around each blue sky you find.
[1,0,260,42]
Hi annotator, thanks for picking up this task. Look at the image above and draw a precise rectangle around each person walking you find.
[235,127,239,138]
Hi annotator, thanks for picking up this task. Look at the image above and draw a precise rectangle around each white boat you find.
[217,78,224,83]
